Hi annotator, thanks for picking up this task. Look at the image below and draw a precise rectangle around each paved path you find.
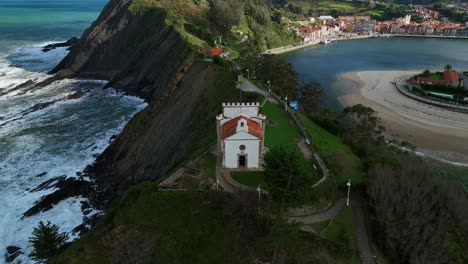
[289,199,376,264]
[297,139,312,161]
[239,81,269,97]
[288,198,347,224]
[353,204,377,264]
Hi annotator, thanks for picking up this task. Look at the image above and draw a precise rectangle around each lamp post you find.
[267,80,271,94]
[216,179,219,190]
[257,185,262,213]
[346,180,351,207]
[285,96,288,111]
[247,68,250,80]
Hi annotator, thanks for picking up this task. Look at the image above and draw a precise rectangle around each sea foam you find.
[0,44,146,263]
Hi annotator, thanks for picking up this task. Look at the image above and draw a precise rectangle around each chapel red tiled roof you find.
[221,116,263,139]
[444,70,458,84]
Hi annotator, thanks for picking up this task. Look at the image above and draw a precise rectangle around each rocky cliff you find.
[52,0,192,102]
[49,0,239,207]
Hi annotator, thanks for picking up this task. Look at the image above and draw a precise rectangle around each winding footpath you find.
[238,80,377,263]
[289,199,377,264]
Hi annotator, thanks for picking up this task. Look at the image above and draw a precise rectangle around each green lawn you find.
[430,160,468,189]
[231,171,269,189]
[312,207,360,264]
[200,154,217,179]
[429,72,444,80]
[298,114,365,185]
[261,101,302,151]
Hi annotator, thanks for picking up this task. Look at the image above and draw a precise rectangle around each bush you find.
[129,0,160,16]
[263,146,314,207]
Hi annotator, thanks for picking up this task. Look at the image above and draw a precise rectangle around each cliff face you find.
[89,62,237,204]
[52,0,191,101]
[50,0,239,206]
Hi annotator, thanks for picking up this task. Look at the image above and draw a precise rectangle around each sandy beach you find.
[338,70,468,165]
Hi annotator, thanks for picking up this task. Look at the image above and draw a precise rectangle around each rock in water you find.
[42,37,79,52]
[23,177,91,218]
[4,246,22,263]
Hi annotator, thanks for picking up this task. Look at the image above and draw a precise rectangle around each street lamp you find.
[267,80,271,94]
[346,180,351,206]
[285,96,288,111]
[216,179,219,190]
[246,68,250,79]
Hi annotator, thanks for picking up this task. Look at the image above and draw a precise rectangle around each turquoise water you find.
[0,1,147,263]
[282,37,468,109]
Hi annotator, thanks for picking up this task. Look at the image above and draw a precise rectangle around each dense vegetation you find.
[264,146,315,207]
[129,0,299,52]
[299,97,468,264]
[51,187,351,263]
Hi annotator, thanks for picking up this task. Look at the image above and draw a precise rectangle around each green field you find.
[261,101,317,181]
[429,72,444,80]
[293,0,364,13]
[231,171,269,189]
[261,101,302,150]
[298,114,365,185]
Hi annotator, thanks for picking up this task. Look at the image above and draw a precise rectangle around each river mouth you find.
[282,38,468,165]
[0,44,147,263]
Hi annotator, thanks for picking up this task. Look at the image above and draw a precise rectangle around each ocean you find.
[0,1,147,263]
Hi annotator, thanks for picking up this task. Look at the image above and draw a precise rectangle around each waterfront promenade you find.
[264,33,468,55]
[394,76,468,113]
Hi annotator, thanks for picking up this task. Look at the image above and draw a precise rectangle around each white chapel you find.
[216,102,266,169]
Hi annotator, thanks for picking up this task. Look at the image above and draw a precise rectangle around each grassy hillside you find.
[298,113,365,185]
[129,0,299,52]
[51,185,351,263]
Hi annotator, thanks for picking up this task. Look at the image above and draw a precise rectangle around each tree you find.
[299,81,323,114]
[341,104,384,144]
[263,146,313,207]
[208,0,244,34]
[29,221,68,262]
[367,162,461,263]
[422,69,431,77]
[258,55,299,99]
[445,64,453,71]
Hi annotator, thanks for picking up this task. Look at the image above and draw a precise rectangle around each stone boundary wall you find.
[158,168,184,186]
[286,200,333,217]
[223,169,269,194]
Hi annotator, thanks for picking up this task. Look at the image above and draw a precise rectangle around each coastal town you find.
[288,7,468,45]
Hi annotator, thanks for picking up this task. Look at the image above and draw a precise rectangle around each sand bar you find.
[338,70,468,165]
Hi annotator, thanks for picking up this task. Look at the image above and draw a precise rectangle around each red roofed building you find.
[443,70,459,86]
[416,69,460,87]
[216,103,266,168]
[201,46,225,57]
